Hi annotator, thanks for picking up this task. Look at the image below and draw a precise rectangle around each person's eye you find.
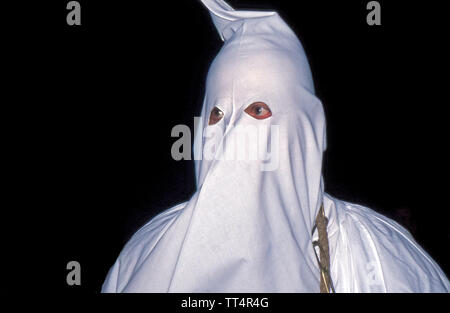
[244,102,272,120]
[208,106,224,125]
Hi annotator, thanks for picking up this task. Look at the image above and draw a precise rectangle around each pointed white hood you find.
[187,0,327,291]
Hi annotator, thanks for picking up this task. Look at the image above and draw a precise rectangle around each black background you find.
[10,0,448,293]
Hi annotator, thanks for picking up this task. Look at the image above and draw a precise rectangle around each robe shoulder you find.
[101,202,186,292]
[336,199,450,292]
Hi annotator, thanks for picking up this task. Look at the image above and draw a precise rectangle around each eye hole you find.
[208,106,224,125]
[244,102,272,120]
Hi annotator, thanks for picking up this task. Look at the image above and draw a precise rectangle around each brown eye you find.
[244,102,272,120]
[208,106,224,125]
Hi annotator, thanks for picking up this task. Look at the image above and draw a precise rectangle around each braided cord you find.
[311,203,336,293]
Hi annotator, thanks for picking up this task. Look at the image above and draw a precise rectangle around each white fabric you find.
[101,0,449,292]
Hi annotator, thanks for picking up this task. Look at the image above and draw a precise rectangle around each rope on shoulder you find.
[312,203,336,293]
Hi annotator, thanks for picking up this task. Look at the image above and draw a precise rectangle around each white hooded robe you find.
[101,0,450,293]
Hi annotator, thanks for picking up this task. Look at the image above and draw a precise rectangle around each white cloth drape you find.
[101,0,449,292]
